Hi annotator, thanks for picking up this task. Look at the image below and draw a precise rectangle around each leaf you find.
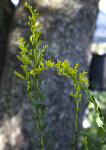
[14,71,25,80]
[98,127,103,137]
[41,107,48,121]
[79,131,101,148]
[42,122,48,131]
[30,109,39,121]
[70,92,74,97]
[40,91,46,104]
[72,119,76,127]
[98,107,101,114]
[90,94,95,103]
[44,128,52,144]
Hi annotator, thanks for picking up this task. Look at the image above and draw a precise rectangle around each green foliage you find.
[82,137,88,150]
[82,91,106,150]
[83,91,106,150]
[14,2,106,150]
[15,2,51,150]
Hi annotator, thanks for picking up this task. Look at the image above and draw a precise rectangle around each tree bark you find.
[0,0,99,150]
[0,0,14,85]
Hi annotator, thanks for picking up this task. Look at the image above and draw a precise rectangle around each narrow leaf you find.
[98,127,103,137]
[41,107,48,121]
[42,122,48,131]
[44,128,52,143]
[40,91,46,104]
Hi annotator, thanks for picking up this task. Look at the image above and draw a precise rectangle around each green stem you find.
[73,83,79,150]
[36,79,44,150]
[73,102,78,150]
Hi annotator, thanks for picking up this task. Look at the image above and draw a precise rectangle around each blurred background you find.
[0,0,106,150]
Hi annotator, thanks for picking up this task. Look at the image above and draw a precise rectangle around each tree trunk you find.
[0,0,99,150]
[0,0,14,85]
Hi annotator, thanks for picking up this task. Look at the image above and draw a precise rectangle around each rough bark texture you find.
[0,0,14,84]
[0,0,99,150]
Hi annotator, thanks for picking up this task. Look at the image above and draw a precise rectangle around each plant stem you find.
[73,106,78,150]
[36,79,44,150]
[72,83,79,150]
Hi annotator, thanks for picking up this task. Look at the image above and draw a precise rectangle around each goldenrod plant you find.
[15,3,51,150]
[14,2,106,150]
[82,137,88,150]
